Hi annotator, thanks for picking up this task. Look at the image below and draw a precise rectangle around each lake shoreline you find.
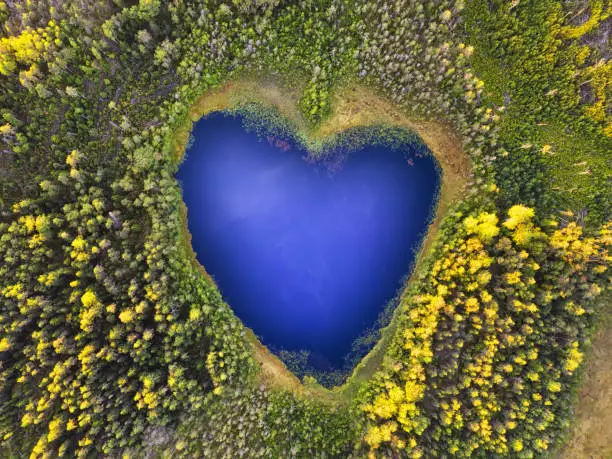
[170,78,471,400]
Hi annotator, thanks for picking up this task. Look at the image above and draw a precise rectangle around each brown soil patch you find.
[560,297,612,459]
[245,329,304,394]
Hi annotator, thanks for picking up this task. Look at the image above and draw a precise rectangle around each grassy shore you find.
[558,292,612,459]
[171,78,471,401]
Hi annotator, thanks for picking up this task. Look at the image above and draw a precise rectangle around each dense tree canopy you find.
[0,0,609,457]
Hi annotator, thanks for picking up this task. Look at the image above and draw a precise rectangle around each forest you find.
[0,0,610,457]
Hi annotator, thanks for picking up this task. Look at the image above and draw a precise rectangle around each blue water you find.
[178,113,440,368]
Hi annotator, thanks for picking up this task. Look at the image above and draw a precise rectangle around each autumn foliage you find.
[361,206,610,457]
[0,0,610,456]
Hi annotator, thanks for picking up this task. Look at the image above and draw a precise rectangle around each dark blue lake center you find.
[177,113,440,369]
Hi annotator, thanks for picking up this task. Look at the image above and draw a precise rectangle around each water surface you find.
[178,113,440,368]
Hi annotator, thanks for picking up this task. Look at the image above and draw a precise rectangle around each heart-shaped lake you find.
[177,112,440,371]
